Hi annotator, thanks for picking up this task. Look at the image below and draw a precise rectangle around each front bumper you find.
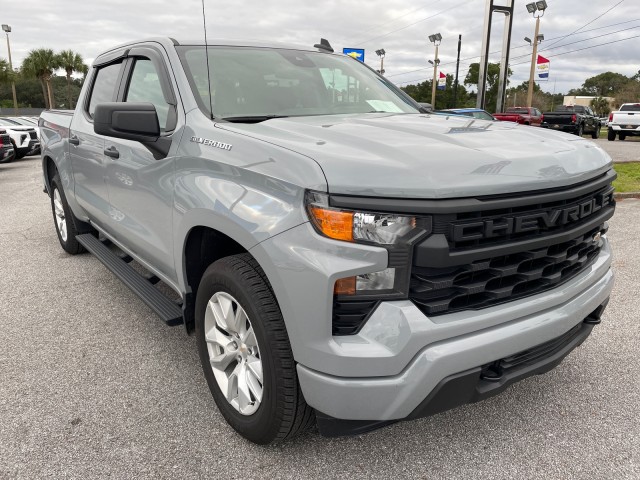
[0,146,15,162]
[541,124,579,133]
[295,239,613,423]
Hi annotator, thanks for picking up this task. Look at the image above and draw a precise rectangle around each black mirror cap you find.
[94,102,160,141]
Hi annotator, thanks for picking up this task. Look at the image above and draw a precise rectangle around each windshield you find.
[177,46,419,120]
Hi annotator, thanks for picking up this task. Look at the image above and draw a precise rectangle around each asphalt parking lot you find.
[594,137,640,163]
[1,154,639,479]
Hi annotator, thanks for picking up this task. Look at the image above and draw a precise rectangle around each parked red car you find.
[493,107,543,126]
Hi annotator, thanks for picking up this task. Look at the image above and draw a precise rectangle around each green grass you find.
[613,162,640,193]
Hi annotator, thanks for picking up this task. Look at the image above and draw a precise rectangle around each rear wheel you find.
[592,126,601,139]
[50,174,86,254]
[608,128,616,141]
[195,254,314,444]
[576,124,584,137]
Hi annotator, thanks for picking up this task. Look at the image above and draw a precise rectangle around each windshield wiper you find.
[221,115,290,124]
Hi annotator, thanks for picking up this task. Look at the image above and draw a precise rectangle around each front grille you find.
[29,131,37,140]
[410,225,605,316]
[433,183,614,250]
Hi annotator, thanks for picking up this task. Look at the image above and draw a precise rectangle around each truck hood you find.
[219,113,612,198]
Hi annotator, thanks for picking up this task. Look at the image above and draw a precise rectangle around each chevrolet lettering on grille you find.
[451,187,614,242]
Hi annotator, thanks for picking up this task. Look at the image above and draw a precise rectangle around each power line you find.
[352,0,476,47]
[509,33,640,67]
[394,33,640,86]
[544,0,625,49]
[385,19,640,79]
[344,2,445,43]
[510,24,640,62]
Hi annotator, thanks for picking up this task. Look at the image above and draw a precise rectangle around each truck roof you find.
[93,37,333,66]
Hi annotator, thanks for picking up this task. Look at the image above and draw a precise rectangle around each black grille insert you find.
[410,226,605,316]
[333,299,379,336]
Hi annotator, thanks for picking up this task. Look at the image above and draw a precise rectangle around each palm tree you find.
[58,50,87,109]
[21,49,60,109]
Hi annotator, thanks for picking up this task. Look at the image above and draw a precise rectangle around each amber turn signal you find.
[308,206,354,242]
[334,276,356,295]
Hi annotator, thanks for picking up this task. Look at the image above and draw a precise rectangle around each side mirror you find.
[94,102,160,141]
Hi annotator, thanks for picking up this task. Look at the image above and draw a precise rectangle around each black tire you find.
[576,124,584,137]
[592,126,601,139]
[10,140,26,160]
[195,253,314,444]
[620,133,626,141]
[50,174,86,254]
[608,128,616,141]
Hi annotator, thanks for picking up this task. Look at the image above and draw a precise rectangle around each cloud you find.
[1,0,638,94]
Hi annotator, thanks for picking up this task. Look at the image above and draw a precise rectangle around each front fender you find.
[172,166,310,293]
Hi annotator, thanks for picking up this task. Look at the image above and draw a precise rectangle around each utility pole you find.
[452,35,461,108]
[428,33,442,108]
[525,1,548,107]
[527,17,541,107]
[2,25,18,115]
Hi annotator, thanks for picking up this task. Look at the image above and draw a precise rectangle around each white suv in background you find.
[0,118,40,159]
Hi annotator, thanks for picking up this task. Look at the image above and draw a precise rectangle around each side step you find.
[77,234,183,326]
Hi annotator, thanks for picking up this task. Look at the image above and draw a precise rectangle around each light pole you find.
[2,24,18,115]
[375,49,385,75]
[428,33,442,108]
[525,1,548,107]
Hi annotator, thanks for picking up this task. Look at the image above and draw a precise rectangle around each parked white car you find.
[0,119,40,159]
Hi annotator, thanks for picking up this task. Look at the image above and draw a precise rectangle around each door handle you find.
[69,135,80,146]
[104,146,120,159]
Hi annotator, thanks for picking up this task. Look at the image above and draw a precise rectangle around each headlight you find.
[305,191,418,245]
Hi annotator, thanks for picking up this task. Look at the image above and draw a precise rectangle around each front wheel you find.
[608,128,616,141]
[592,126,601,139]
[195,253,314,444]
[50,174,85,254]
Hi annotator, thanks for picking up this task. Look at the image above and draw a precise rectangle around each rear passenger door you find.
[103,46,180,281]
[69,58,125,227]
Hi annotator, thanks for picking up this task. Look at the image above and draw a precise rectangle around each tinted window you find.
[620,104,640,112]
[125,58,171,130]
[88,62,122,117]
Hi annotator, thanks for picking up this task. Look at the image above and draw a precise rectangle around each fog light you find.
[356,268,395,291]
[334,268,396,296]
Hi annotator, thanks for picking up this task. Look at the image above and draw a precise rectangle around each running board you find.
[76,234,183,326]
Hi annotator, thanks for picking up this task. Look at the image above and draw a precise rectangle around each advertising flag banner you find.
[342,48,365,62]
[536,55,550,80]
[437,71,446,90]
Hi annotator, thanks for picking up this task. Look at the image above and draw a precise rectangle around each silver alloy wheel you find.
[53,188,68,242]
[204,291,263,416]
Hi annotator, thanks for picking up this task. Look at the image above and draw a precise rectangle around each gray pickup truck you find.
[40,37,616,444]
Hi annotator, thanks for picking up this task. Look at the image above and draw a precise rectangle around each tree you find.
[615,80,640,106]
[581,72,630,96]
[0,58,12,84]
[464,62,512,113]
[57,50,87,109]
[21,49,61,109]
[401,74,471,110]
[590,96,611,117]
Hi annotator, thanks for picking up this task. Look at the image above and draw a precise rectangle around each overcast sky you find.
[1,0,638,94]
